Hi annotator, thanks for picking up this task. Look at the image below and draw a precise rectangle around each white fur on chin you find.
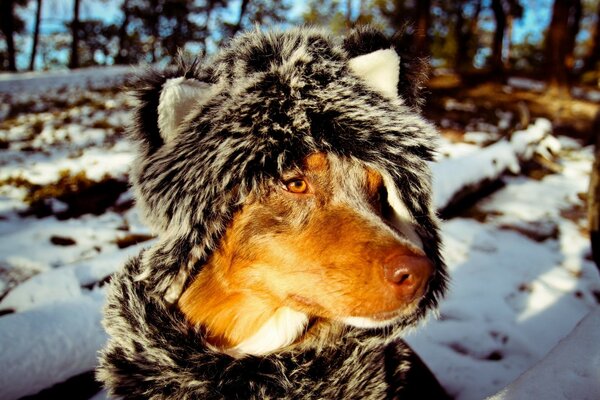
[227,307,309,357]
[341,316,400,329]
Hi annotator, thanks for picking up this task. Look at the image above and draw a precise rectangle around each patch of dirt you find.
[0,263,39,302]
[114,233,154,249]
[81,274,113,290]
[439,179,506,220]
[2,171,129,219]
[439,128,466,142]
[460,207,504,223]
[560,193,590,235]
[499,220,560,242]
[0,87,123,122]
[50,235,77,246]
[425,78,599,142]
[522,155,563,181]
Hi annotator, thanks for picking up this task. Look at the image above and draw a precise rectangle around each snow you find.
[406,217,598,399]
[431,139,519,209]
[572,86,600,103]
[0,214,129,267]
[431,118,556,210]
[0,65,135,94]
[505,77,600,103]
[0,69,598,399]
[0,296,107,400]
[487,308,600,400]
[507,77,546,92]
[463,131,500,145]
[0,267,82,312]
[411,132,598,399]
[1,132,135,186]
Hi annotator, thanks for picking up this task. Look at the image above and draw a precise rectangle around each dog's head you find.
[129,27,447,355]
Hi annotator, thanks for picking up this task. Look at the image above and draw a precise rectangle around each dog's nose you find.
[383,250,433,302]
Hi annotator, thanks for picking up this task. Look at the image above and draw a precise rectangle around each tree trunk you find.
[413,0,431,56]
[150,18,158,63]
[546,0,572,95]
[0,0,18,71]
[69,0,81,69]
[491,0,506,78]
[231,0,250,36]
[359,0,366,18]
[565,0,581,71]
[583,1,600,72]
[589,112,600,270]
[503,14,513,70]
[29,0,43,71]
[115,0,130,64]
[455,0,482,74]
[346,0,352,24]
[455,3,466,71]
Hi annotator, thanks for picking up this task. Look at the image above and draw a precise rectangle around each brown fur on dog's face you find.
[179,153,433,349]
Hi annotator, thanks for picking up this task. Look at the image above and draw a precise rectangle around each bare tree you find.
[545,0,580,93]
[114,0,131,64]
[454,0,482,74]
[589,112,600,271]
[490,0,506,75]
[0,0,25,71]
[490,0,522,78]
[29,0,43,71]
[69,0,81,69]
[232,0,251,36]
[565,0,582,71]
[224,0,291,41]
[414,0,431,55]
[346,0,352,25]
[582,0,600,72]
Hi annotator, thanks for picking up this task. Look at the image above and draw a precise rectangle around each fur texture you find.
[98,26,449,399]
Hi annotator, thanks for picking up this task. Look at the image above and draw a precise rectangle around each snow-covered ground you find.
[0,65,135,94]
[0,72,598,400]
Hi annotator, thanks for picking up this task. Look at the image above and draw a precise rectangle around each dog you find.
[98,26,449,399]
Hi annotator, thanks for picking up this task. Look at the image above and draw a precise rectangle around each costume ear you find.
[348,49,400,100]
[157,77,213,142]
[343,26,428,109]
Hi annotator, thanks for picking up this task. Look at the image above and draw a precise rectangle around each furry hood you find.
[98,26,448,399]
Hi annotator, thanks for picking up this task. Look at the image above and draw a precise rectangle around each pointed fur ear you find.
[348,49,400,100]
[157,77,213,142]
[343,26,428,109]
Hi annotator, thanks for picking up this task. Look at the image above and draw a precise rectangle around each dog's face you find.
[129,28,447,356]
[179,152,435,353]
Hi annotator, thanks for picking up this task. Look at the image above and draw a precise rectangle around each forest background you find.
[0,0,598,89]
[2,0,600,141]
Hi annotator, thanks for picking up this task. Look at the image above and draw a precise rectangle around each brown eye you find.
[285,179,308,194]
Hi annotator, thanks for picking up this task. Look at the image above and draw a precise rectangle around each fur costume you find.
[98,26,449,399]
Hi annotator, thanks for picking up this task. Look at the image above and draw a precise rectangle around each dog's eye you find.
[285,179,308,194]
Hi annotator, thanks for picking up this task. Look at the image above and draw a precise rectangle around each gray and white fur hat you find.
[98,26,448,399]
